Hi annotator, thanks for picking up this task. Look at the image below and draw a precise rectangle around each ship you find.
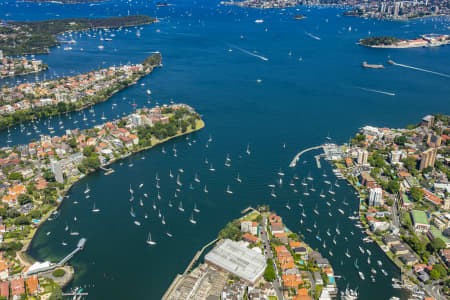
[362,61,384,69]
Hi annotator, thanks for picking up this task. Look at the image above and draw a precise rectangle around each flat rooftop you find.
[205,239,266,284]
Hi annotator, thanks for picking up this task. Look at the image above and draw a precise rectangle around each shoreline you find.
[23,118,205,265]
[0,54,161,131]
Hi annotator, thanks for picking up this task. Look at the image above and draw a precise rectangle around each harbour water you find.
[1,0,449,299]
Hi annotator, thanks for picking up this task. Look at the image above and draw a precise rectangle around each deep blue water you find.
[1,0,449,299]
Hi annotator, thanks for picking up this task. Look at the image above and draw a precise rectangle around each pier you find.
[58,238,86,266]
[314,155,322,168]
[100,166,115,175]
[289,145,323,168]
[183,238,218,276]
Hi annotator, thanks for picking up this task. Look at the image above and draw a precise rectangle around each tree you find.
[402,157,418,174]
[410,187,424,202]
[18,194,32,205]
[430,268,440,280]
[218,221,242,241]
[388,180,400,194]
[29,209,41,219]
[52,269,66,277]
[394,135,407,146]
[7,172,23,181]
[432,264,447,279]
[264,259,276,282]
[431,238,446,252]
[14,215,30,225]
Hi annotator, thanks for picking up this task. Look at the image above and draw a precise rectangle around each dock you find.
[240,206,258,215]
[314,155,321,168]
[289,145,323,168]
[57,238,86,266]
[100,166,114,175]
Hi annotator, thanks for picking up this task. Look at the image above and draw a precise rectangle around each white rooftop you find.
[205,239,266,284]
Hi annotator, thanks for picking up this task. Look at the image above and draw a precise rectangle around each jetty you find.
[183,238,218,276]
[314,155,322,168]
[57,238,86,266]
[289,145,323,168]
[100,166,114,175]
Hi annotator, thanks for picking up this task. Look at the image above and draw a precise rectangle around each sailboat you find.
[92,202,100,213]
[278,168,285,176]
[194,174,200,183]
[354,258,359,269]
[345,249,351,258]
[189,212,197,224]
[130,207,136,217]
[178,201,184,212]
[176,175,182,186]
[209,164,215,172]
[153,199,157,210]
[169,169,174,178]
[306,171,313,181]
[246,144,251,155]
[139,198,144,207]
[193,203,200,213]
[285,200,291,210]
[129,185,134,194]
[270,188,277,198]
[328,186,335,195]
[203,185,208,193]
[236,173,242,183]
[313,205,319,215]
[168,199,173,208]
[146,232,156,245]
[65,223,69,231]
[226,185,233,194]
[84,184,90,194]
[161,216,166,225]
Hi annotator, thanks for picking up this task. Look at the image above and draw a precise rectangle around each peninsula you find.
[163,206,338,300]
[324,114,450,299]
[0,103,203,299]
[220,0,450,19]
[0,15,157,56]
[0,53,162,131]
[359,35,450,49]
[0,50,48,79]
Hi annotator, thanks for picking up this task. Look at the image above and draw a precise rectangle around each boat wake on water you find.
[390,61,450,79]
[356,86,396,96]
[228,45,269,61]
[305,32,321,40]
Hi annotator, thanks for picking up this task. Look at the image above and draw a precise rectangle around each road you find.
[261,216,284,300]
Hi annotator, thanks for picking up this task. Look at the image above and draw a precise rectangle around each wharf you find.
[314,155,322,168]
[289,145,323,167]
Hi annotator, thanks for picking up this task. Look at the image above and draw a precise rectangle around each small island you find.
[359,34,450,49]
[0,103,203,299]
[163,206,337,299]
[0,15,157,56]
[0,53,162,131]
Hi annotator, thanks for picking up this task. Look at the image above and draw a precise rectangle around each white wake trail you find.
[391,61,450,79]
[229,45,269,61]
[356,87,396,96]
